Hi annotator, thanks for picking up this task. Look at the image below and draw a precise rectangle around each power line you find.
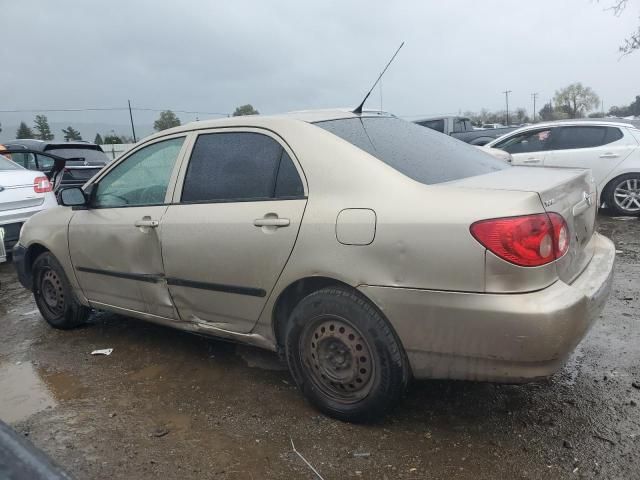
[0,106,230,116]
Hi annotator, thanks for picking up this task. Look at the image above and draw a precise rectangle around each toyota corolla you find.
[13,110,615,421]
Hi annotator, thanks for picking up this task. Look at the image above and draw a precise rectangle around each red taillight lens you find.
[470,213,569,267]
[33,176,52,193]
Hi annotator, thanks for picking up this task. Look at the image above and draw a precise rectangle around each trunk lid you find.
[450,166,597,283]
[0,170,45,211]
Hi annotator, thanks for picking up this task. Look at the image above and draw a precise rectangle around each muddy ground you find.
[0,213,638,479]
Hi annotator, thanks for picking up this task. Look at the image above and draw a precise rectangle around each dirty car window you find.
[93,137,184,208]
[315,117,508,184]
[182,132,296,202]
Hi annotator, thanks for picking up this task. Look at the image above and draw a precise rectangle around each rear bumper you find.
[358,233,615,382]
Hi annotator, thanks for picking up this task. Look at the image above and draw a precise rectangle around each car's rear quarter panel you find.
[251,122,553,342]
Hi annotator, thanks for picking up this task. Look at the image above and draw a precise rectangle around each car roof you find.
[3,139,102,151]
[414,115,468,122]
[141,109,395,143]
[511,120,635,130]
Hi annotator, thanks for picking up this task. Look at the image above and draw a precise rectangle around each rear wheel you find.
[33,252,90,329]
[605,173,640,216]
[285,287,410,422]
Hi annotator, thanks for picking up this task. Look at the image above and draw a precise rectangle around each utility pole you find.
[601,99,604,117]
[503,90,512,125]
[531,93,538,123]
[128,99,137,143]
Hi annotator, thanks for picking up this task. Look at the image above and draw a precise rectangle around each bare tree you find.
[553,83,600,118]
[604,0,640,54]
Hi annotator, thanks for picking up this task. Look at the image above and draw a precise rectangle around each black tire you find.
[284,287,410,422]
[604,173,640,216]
[32,252,90,329]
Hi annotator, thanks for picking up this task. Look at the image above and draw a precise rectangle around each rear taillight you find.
[470,213,569,267]
[33,176,52,193]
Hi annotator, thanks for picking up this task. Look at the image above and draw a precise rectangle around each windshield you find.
[0,154,22,171]
[44,147,108,165]
[314,117,508,185]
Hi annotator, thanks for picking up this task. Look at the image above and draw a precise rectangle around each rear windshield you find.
[0,155,22,170]
[44,147,108,165]
[314,117,508,185]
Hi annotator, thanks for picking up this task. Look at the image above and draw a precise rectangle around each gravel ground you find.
[0,213,638,479]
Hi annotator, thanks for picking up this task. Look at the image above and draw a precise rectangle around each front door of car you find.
[160,130,307,333]
[543,126,636,185]
[68,136,188,318]
[492,127,553,166]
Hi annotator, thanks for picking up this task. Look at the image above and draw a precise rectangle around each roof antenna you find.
[353,41,404,115]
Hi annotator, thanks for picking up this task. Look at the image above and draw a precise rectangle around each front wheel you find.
[605,173,640,216]
[33,252,90,329]
[285,287,410,422]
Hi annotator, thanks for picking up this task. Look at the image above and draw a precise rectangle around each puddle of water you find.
[0,362,56,423]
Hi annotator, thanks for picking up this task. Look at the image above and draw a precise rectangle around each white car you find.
[0,154,57,262]
[486,121,640,216]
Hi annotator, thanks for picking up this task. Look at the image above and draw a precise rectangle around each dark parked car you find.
[1,139,109,190]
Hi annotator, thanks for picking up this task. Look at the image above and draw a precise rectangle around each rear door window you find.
[550,126,616,150]
[181,132,304,203]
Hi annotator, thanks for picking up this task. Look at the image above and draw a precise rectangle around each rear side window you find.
[316,117,507,185]
[417,119,445,133]
[453,118,467,133]
[182,132,304,203]
[275,151,304,198]
[44,147,108,165]
[0,155,21,170]
[551,126,621,150]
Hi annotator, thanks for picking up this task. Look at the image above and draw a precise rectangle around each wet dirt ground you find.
[0,213,638,479]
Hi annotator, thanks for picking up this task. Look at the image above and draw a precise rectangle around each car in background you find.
[13,110,614,421]
[0,140,109,191]
[414,116,518,145]
[486,121,640,216]
[481,123,505,129]
[0,154,56,262]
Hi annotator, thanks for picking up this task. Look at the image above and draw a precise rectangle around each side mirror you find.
[59,187,88,207]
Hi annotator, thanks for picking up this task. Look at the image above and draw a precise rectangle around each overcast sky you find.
[1,0,638,140]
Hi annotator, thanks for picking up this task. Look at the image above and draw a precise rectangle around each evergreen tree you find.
[62,126,82,141]
[33,115,54,140]
[94,133,103,145]
[16,122,35,139]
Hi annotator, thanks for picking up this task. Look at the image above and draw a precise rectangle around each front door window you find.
[93,137,184,208]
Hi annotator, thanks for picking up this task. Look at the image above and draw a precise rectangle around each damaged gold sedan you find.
[13,110,615,421]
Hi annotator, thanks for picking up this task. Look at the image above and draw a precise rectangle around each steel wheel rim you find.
[614,178,640,213]
[301,315,375,403]
[40,269,65,316]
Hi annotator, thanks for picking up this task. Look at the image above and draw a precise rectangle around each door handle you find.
[254,217,290,227]
[599,153,619,158]
[134,218,159,228]
[523,158,541,164]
